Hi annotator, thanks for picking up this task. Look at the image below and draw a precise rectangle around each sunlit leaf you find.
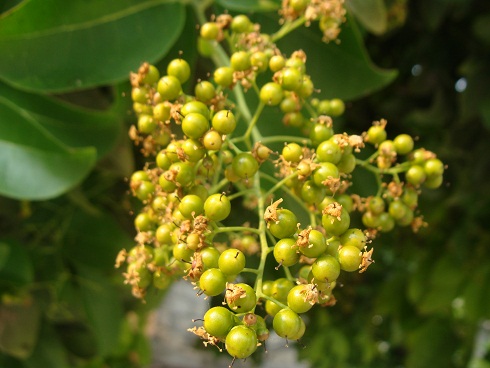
[0,0,185,92]
[346,0,388,35]
[0,81,121,158]
[0,97,96,200]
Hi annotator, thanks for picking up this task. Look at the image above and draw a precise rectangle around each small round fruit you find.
[316,139,342,164]
[406,165,426,186]
[226,283,257,313]
[272,309,304,340]
[167,58,191,84]
[393,134,414,155]
[225,325,258,359]
[200,22,220,40]
[178,194,204,219]
[287,284,315,314]
[212,110,236,135]
[366,125,387,145]
[202,130,223,151]
[181,100,210,118]
[329,98,345,116]
[203,306,235,339]
[311,254,340,282]
[204,193,231,222]
[260,82,284,106]
[199,268,227,296]
[219,249,246,276]
[299,229,327,258]
[273,238,300,267]
[157,75,181,101]
[214,66,234,87]
[338,245,362,272]
[268,209,298,239]
[232,153,259,179]
[269,55,286,72]
[340,228,367,251]
[182,112,209,139]
[282,142,303,163]
[322,206,350,236]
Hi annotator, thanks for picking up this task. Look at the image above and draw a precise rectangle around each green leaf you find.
[274,14,397,100]
[462,264,490,322]
[406,318,459,368]
[77,265,124,357]
[216,0,280,12]
[346,0,388,35]
[0,240,34,286]
[0,298,41,359]
[0,97,97,200]
[417,255,465,314]
[0,0,185,93]
[0,81,121,158]
[63,210,133,270]
[24,321,70,368]
[0,242,9,270]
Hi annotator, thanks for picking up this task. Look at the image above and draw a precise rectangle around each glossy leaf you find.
[346,0,387,35]
[274,14,397,100]
[216,0,280,12]
[0,81,121,158]
[0,97,97,200]
[0,0,185,92]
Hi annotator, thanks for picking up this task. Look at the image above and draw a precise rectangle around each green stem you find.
[227,188,256,201]
[256,293,288,310]
[242,268,259,274]
[209,177,230,194]
[271,16,308,43]
[263,170,299,200]
[253,174,270,296]
[260,135,311,146]
[243,101,265,144]
[259,172,311,215]
[189,0,213,25]
[212,226,261,235]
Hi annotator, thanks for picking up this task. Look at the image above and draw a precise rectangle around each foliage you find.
[0,1,488,368]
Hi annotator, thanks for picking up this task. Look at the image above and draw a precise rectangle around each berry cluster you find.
[116,10,444,367]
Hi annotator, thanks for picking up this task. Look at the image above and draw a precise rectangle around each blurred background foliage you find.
[0,0,489,367]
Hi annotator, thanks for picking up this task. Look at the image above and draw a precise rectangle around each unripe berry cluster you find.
[116,10,445,366]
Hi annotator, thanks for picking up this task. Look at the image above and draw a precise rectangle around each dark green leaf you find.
[0,81,121,158]
[0,0,185,92]
[0,242,9,270]
[346,0,387,35]
[0,96,97,200]
[77,265,124,357]
[406,318,459,368]
[0,298,41,359]
[417,255,465,314]
[216,0,280,12]
[274,14,397,100]
[0,240,33,286]
[63,210,133,270]
[462,264,490,322]
[24,321,70,368]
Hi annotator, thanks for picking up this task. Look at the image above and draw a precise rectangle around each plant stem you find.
[212,226,261,235]
[271,16,308,43]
